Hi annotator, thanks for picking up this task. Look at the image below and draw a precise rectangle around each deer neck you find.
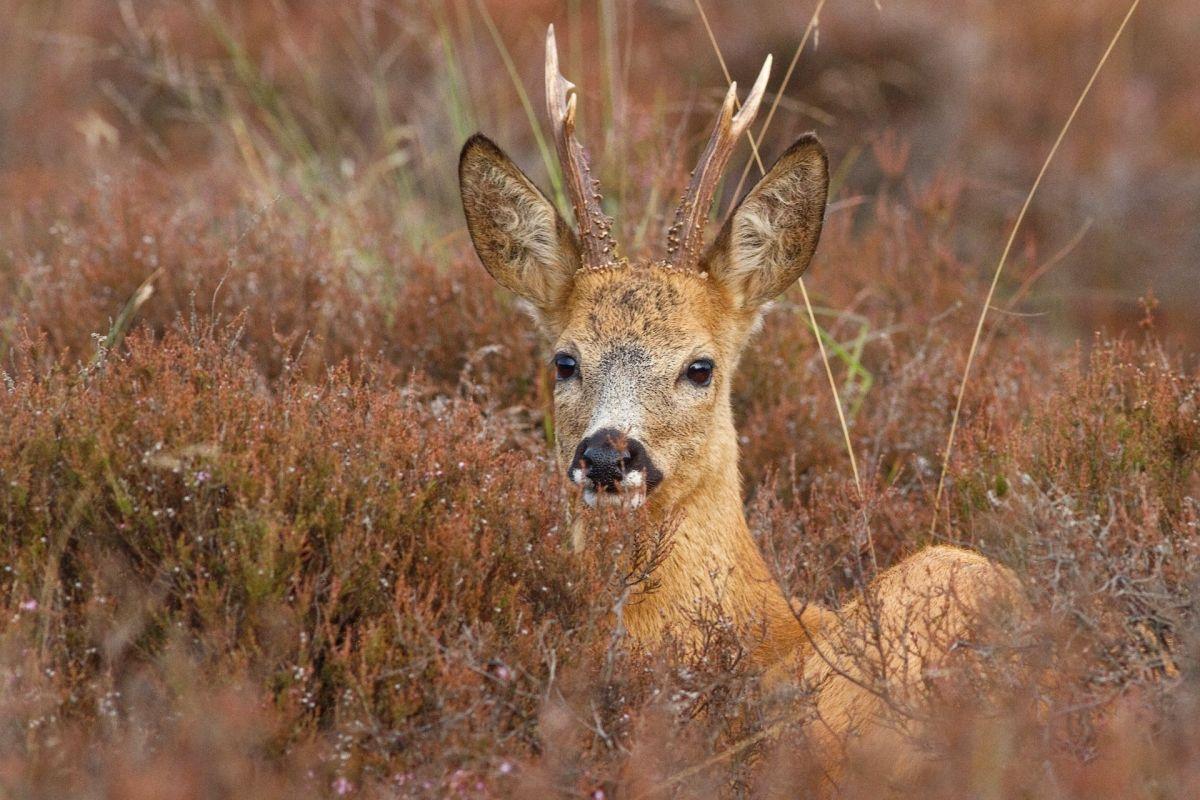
[618,417,802,666]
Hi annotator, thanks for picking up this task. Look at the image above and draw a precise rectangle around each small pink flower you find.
[332,777,353,796]
[18,599,37,612]
[498,761,514,775]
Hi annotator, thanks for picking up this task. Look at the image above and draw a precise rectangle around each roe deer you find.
[459,25,1027,774]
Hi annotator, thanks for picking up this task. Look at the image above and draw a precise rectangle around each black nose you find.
[571,428,648,490]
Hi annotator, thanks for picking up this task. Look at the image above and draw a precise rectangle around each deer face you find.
[458,27,828,514]
[549,265,739,510]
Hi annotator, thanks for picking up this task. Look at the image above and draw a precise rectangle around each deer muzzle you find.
[568,427,662,508]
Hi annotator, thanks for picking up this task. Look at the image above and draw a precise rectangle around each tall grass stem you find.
[693,0,867,561]
[473,0,567,212]
[929,0,1142,537]
[730,0,827,205]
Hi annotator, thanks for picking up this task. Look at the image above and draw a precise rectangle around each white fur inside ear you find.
[484,164,565,288]
[717,149,825,309]
[462,144,579,316]
[730,200,786,304]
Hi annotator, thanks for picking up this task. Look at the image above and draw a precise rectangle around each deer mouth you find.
[570,466,649,509]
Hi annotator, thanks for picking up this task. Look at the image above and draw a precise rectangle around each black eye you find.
[685,359,714,387]
[554,353,578,381]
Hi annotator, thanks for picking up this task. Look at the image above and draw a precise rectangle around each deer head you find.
[459,26,828,518]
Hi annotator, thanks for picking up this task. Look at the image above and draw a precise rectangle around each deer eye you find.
[553,353,578,381]
[685,359,714,387]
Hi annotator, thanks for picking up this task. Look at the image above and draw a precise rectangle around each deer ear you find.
[704,134,828,310]
[459,134,581,324]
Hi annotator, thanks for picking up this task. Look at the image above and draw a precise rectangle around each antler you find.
[666,56,772,270]
[545,24,616,267]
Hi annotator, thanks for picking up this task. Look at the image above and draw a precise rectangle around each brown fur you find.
[459,133,1027,776]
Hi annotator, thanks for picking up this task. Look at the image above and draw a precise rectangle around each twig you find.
[631,718,790,799]
[979,218,1094,352]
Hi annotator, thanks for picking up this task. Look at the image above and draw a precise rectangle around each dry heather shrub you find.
[2,187,1198,798]
[1,166,1197,796]
[967,340,1200,731]
[735,170,1058,492]
[0,165,541,406]
[0,324,583,791]
[0,325,769,796]
[3,322,1196,800]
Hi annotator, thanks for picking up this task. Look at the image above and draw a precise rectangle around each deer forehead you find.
[558,265,742,355]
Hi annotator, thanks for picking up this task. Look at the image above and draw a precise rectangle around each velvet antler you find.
[545,25,616,267]
[666,56,771,270]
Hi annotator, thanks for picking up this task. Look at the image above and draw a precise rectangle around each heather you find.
[1,0,1198,797]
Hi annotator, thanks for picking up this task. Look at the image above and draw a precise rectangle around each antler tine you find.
[667,55,772,270]
[545,24,615,267]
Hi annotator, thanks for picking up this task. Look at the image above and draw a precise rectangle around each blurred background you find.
[2,4,1198,796]
[1,0,1197,351]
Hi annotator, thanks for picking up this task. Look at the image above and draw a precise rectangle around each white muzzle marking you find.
[576,468,646,510]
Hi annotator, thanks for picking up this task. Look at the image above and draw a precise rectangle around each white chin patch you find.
[581,469,646,510]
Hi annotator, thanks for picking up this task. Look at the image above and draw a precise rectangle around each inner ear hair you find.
[459,134,581,322]
[704,134,829,310]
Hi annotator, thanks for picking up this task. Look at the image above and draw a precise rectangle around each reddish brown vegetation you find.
[1,0,1198,797]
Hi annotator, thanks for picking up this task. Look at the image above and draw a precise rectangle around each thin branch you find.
[631,717,790,799]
